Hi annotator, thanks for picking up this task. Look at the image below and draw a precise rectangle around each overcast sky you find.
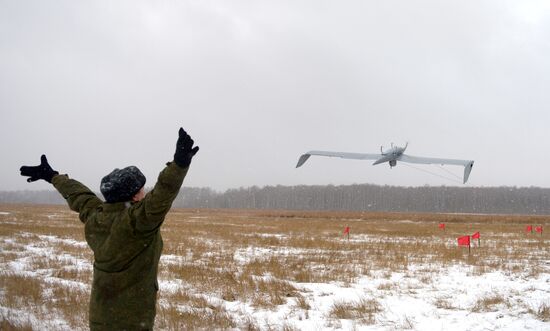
[1,0,549,192]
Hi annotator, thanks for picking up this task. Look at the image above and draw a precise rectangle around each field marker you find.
[457,235,471,254]
[472,231,480,247]
[343,225,350,240]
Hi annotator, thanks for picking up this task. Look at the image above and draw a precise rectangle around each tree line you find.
[3,184,549,215]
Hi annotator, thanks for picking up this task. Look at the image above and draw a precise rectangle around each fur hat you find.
[100,166,146,203]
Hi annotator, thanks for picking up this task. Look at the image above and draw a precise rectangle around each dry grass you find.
[433,296,456,310]
[471,293,509,312]
[295,294,311,310]
[329,297,381,324]
[1,273,44,308]
[156,304,236,330]
[0,315,33,331]
[1,204,549,329]
[529,302,550,322]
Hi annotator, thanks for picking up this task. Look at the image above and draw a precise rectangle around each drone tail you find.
[463,161,474,184]
[296,154,311,168]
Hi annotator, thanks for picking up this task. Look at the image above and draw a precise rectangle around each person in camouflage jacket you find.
[20,127,199,330]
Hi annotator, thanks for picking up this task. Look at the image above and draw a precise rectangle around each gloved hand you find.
[174,127,199,168]
[20,155,59,183]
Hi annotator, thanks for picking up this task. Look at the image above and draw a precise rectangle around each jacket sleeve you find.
[130,162,188,233]
[52,174,103,223]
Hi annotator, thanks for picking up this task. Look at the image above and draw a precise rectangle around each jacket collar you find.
[102,202,128,212]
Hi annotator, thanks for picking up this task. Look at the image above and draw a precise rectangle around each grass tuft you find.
[329,298,381,324]
[529,302,550,322]
[471,294,508,312]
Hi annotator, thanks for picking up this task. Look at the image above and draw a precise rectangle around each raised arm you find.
[130,127,199,232]
[52,175,102,222]
[20,155,102,222]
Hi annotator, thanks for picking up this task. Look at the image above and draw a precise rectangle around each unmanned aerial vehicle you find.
[296,143,474,184]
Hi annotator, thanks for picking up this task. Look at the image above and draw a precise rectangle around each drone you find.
[296,143,474,184]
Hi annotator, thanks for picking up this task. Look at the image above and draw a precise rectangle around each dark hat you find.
[100,166,146,203]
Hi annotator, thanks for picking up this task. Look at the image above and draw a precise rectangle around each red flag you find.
[535,226,543,234]
[472,232,480,239]
[526,225,533,233]
[438,223,445,230]
[457,235,470,246]
[343,226,350,234]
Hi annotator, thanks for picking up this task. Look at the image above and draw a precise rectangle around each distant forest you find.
[2,184,550,215]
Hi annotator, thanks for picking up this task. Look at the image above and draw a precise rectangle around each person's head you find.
[100,166,146,203]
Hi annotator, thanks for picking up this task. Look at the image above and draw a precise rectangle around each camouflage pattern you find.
[52,162,188,330]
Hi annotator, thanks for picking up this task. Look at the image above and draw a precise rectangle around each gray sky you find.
[1,0,550,192]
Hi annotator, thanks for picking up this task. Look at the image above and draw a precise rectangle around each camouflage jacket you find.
[52,162,188,330]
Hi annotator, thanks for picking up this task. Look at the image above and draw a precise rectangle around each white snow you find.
[215,267,547,331]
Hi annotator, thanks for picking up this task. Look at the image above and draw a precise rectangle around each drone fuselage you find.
[374,144,407,167]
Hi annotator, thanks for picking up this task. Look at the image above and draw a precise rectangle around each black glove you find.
[20,155,59,183]
[174,127,199,168]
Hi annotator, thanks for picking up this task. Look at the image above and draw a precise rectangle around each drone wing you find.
[399,154,474,183]
[296,151,380,168]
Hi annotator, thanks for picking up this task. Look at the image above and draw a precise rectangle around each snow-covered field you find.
[1,206,548,330]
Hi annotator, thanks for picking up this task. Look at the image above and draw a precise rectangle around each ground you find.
[0,205,548,330]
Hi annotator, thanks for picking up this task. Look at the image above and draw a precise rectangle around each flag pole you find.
[343,225,350,241]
